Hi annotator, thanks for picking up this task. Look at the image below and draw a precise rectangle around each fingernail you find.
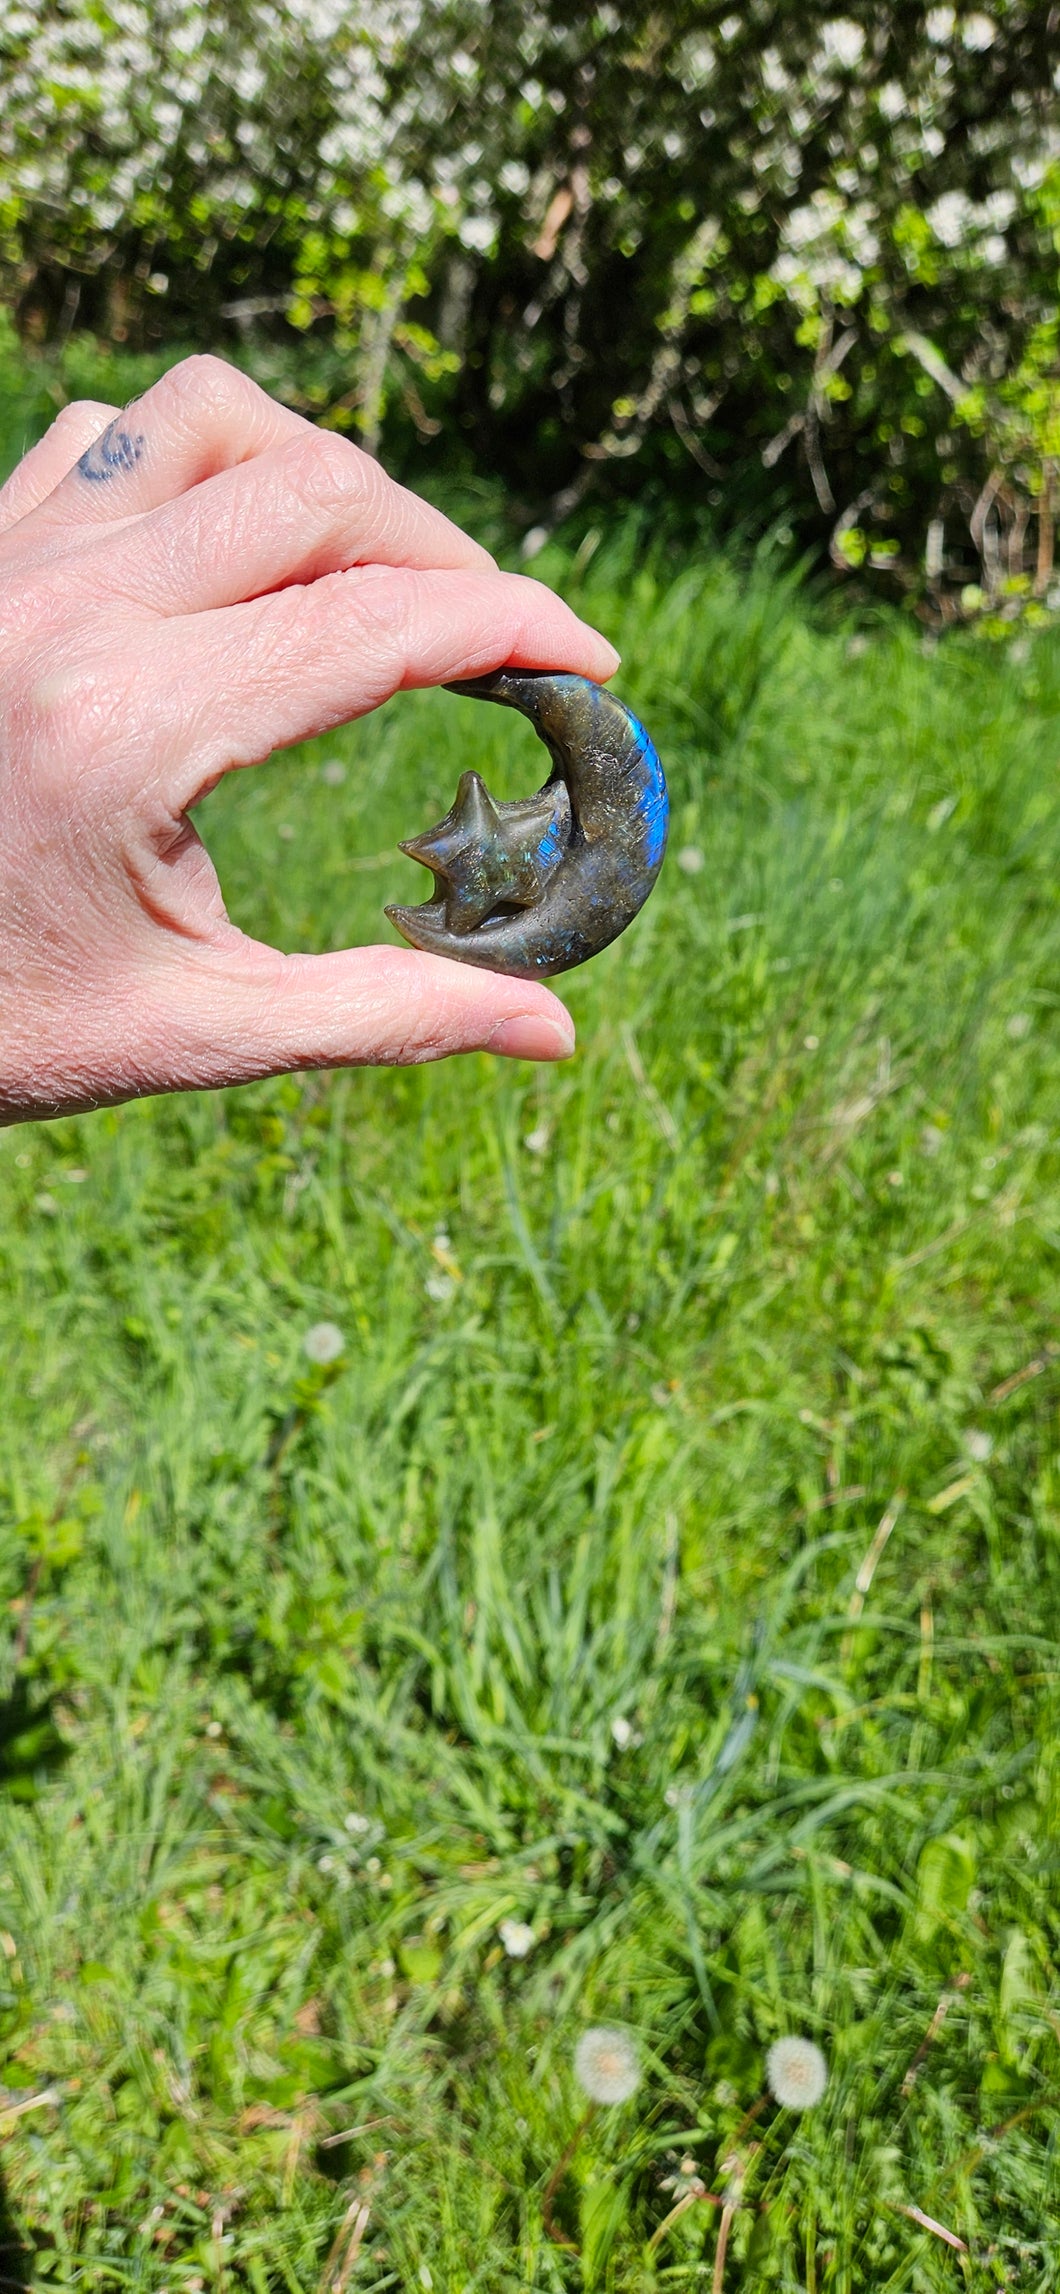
[486,1012,575,1061]
[594,637,621,676]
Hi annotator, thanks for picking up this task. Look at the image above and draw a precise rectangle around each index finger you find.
[145,564,621,808]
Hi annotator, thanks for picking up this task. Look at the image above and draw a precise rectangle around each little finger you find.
[0,399,120,535]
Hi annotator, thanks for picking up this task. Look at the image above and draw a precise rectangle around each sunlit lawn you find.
[2,502,1060,2288]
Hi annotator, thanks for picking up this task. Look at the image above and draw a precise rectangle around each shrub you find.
[2,3,1057,617]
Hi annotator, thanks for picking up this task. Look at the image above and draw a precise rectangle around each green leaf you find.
[999,1927,1038,2062]
[398,1938,442,1985]
[914,1834,976,1941]
[579,2176,629,2286]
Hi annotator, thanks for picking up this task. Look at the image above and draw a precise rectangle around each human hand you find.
[0,355,618,1123]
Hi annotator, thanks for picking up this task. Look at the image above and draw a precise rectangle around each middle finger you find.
[80,426,494,616]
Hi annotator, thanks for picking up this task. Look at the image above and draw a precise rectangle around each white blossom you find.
[962,13,997,49]
[459,212,496,254]
[574,2027,641,2105]
[303,1321,346,1364]
[820,19,865,69]
[766,2037,829,2110]
[878,81,907,120]
[928,192,973,248]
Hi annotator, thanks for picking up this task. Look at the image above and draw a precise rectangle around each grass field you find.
[2,480,1060,2291]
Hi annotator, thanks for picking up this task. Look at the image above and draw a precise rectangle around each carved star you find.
[399,769,571,933]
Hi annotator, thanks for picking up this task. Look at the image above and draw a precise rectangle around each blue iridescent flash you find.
[386,669,669,980]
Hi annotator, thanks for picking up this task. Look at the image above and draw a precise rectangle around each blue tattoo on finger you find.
[77,421,146,483]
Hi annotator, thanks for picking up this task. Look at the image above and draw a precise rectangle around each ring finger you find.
[22,354,309,534]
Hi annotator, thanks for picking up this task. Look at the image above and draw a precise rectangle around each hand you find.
[0,355,619,1123]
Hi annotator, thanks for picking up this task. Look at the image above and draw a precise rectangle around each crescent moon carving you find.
[385,668,669,979]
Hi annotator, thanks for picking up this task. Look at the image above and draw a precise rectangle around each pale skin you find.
[0,355,620,1125]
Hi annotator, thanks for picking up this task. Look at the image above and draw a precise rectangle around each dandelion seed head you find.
[664,1781,692,1808]
[425,1272,456,1302]
[963,1427,993,1462]
[499,1918,536,1958]
[303,1320,345,1364]
[766,2035,828,2109]
[574,2025,641,2104]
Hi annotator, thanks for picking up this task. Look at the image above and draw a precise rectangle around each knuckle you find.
[53,397,120,437]
[346,566,417,658]
[250,567,410,689]
[162,351,259,421]
[279,426,386,518]
[50,396,119,440]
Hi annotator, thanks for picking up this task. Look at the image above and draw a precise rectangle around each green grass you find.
[3,508,1060,2291]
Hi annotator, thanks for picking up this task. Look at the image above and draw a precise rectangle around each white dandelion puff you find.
[499,1919,536,1959]
[574,2026,641,2104]
[424,1272,456,1303]
[766,2036,828,2110]
[303,1320,345,1364]
[963,1428,993,1463]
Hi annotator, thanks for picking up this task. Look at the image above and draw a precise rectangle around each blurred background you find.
[2,0,1059,620]
[3,10,1060,2291]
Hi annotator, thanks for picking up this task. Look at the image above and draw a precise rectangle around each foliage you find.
[2,524,1060,2285]
[2,4,1059,611]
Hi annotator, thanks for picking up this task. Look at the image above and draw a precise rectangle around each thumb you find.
[153,936,576,1093]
